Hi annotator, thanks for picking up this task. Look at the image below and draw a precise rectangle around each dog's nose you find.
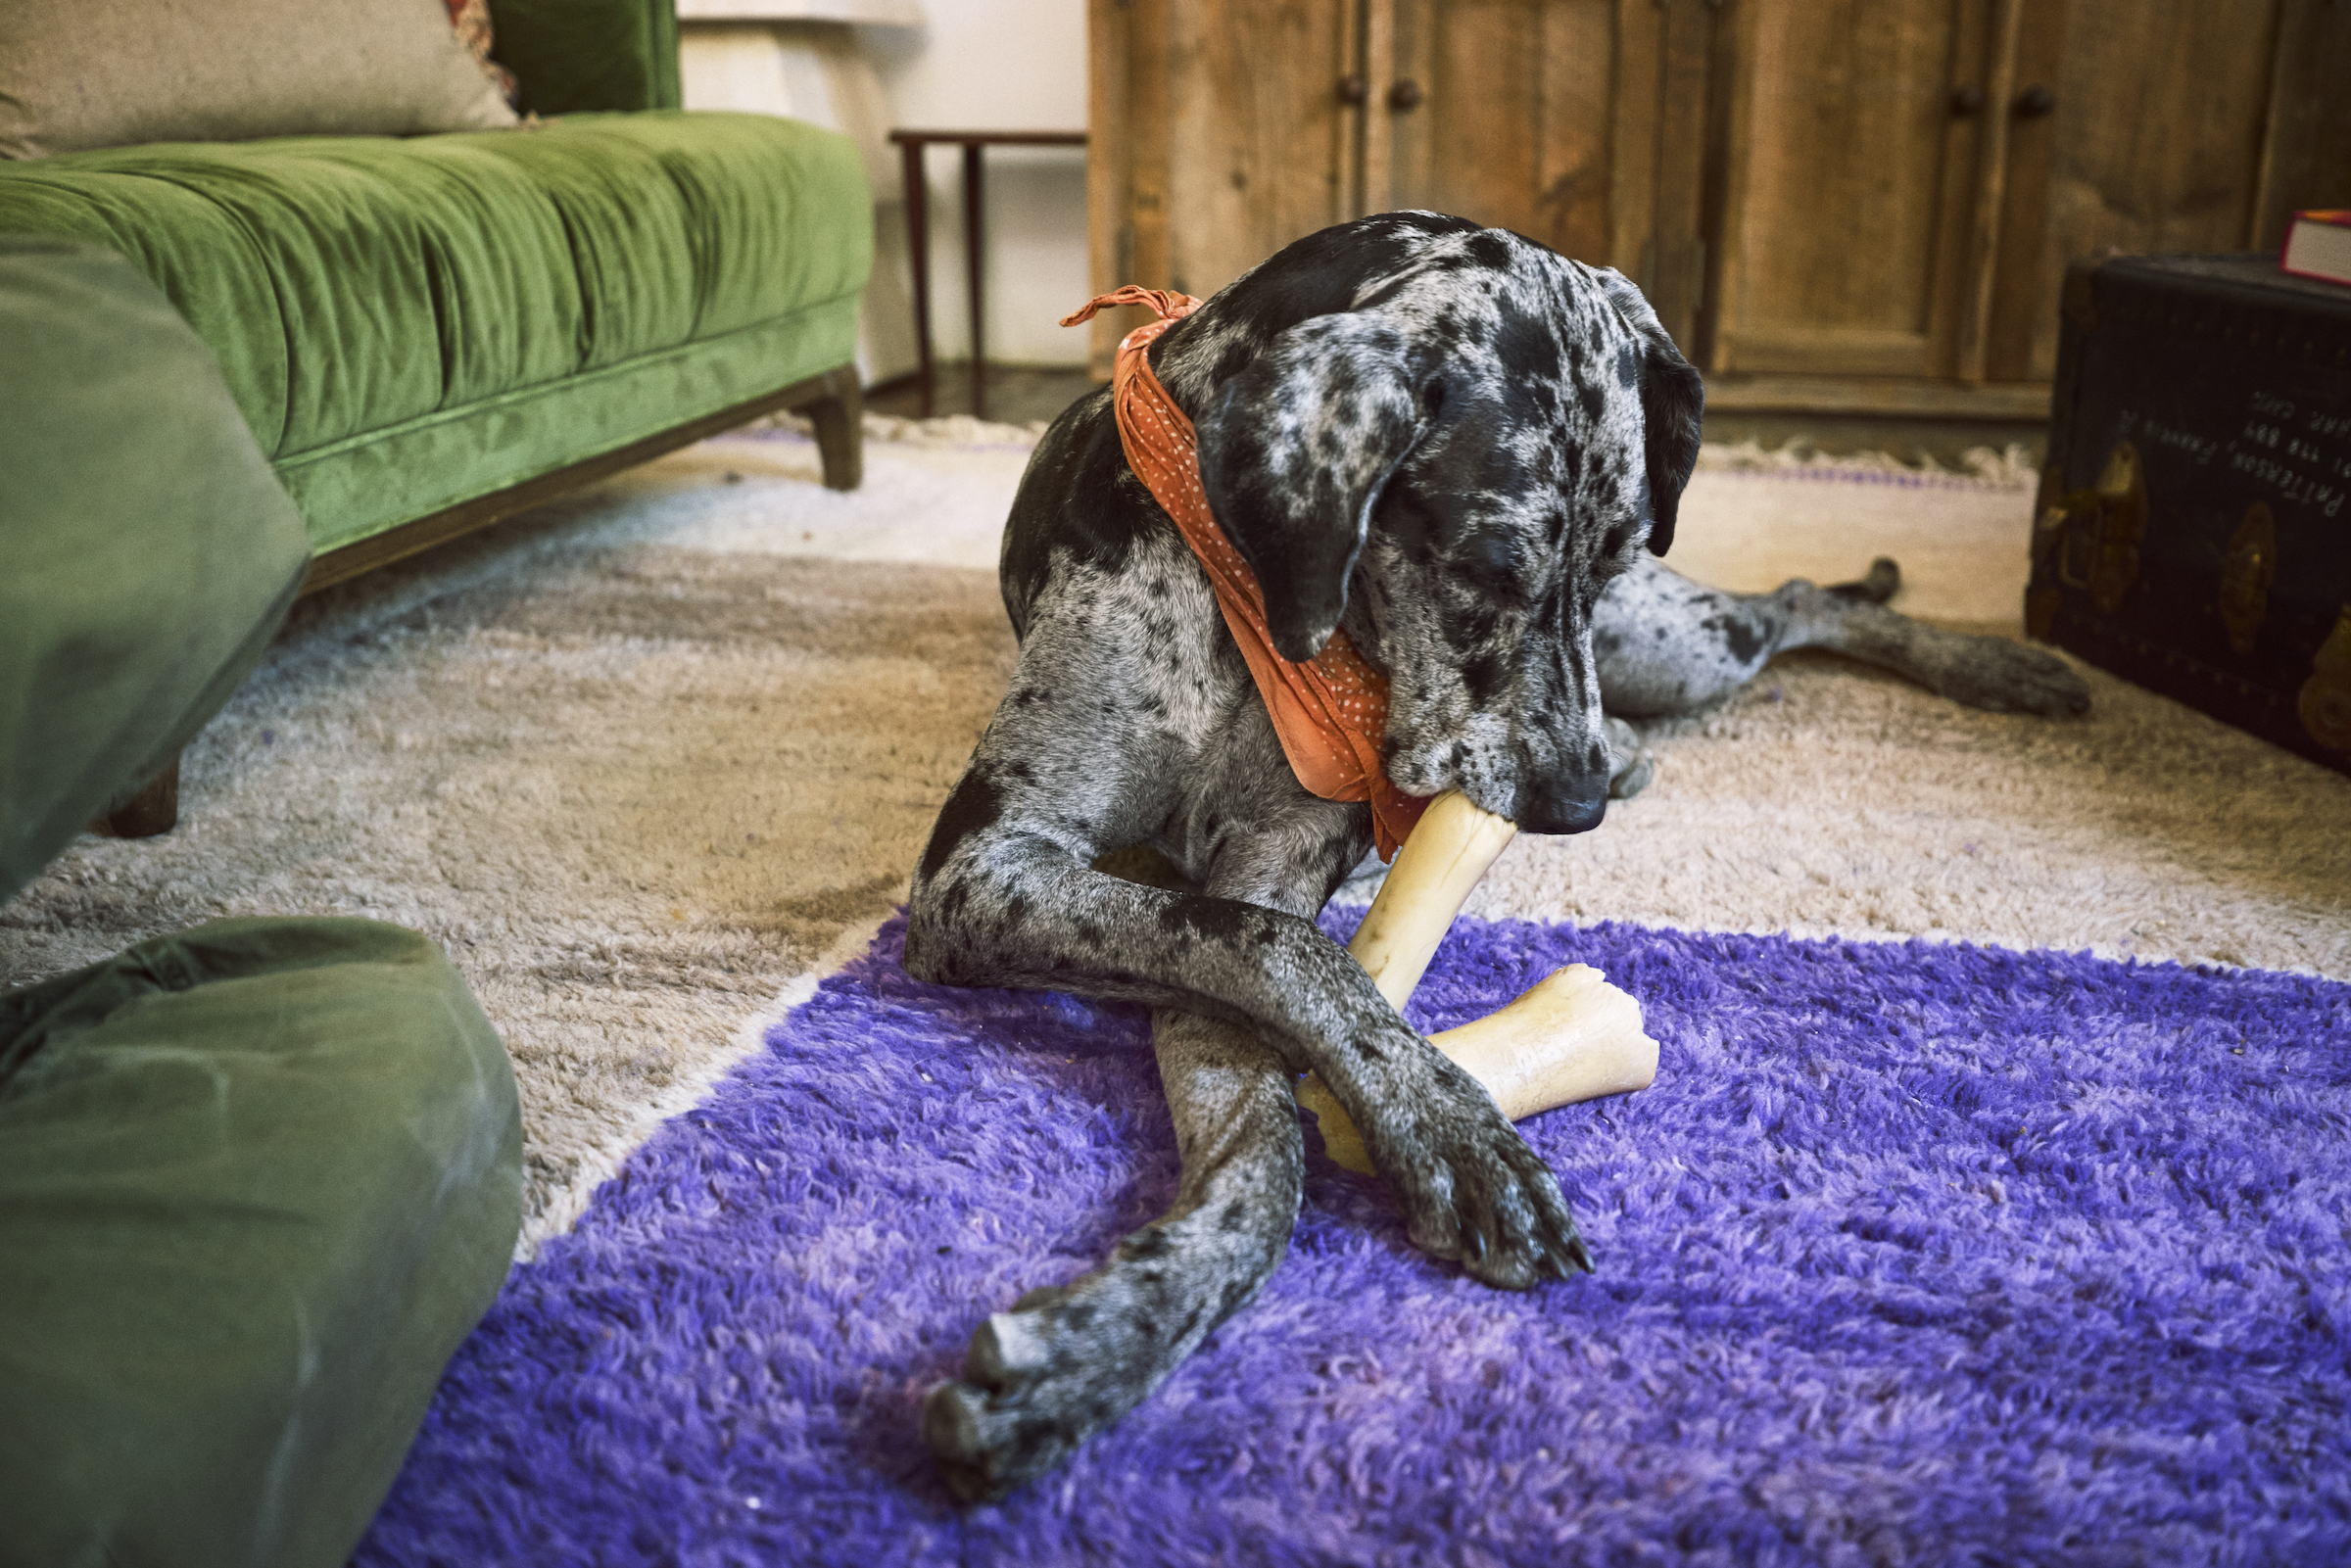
[1515,773,1609,835]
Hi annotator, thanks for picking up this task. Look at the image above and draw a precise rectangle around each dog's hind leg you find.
[1793,573,2089,716]
[924,1006,1305,1502]
[1594,553,2088,720]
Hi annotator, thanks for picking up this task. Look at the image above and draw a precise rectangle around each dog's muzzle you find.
[1514,773,1609,835]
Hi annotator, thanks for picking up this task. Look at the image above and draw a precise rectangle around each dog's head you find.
[1194,222,1703,834]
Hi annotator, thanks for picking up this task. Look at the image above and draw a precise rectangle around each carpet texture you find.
[4,418,2347,1259]
[9,415,2350,1559]
[0,437,1028,1248]
[356,911,2351,1565]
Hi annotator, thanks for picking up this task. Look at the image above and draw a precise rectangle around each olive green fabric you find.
[0,918,522,1568]
[0,112,870,550]
[0,114,870,455]
[0,237,311,905]
[490,0,684,115]
[283,297,860,551]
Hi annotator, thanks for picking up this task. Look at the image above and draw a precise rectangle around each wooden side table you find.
[888,128,1085,420]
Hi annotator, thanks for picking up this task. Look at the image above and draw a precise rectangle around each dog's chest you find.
[1026,531,1259,748]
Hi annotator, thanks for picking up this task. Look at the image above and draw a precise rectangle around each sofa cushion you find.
[0,237,311,903]
[0,111,871,461]
[0,0,515,162]
[490,0,684,116]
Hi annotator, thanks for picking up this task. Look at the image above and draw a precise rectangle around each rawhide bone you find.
[1296,789,1658,1175]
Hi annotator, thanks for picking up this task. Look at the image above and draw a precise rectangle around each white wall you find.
[677,2,1091,381]
[864,2,1090,368]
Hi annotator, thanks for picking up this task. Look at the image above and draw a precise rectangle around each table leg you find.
[964,141,985,421]
[901,138,934,418]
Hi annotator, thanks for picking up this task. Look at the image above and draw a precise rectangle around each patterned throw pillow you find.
[443,0,521,108]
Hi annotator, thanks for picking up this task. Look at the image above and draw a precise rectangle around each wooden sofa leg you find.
[104,753,181,838]
[802,367,863,492]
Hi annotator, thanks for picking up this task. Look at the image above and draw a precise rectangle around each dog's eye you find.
[1458,530,1519,585]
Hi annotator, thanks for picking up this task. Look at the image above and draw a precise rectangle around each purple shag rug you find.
[358,912,2351,1566]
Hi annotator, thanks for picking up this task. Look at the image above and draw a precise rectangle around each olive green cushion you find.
[0,236,311,905]
[491,0,683,116]
[0,111,870,551]
[0,918,522,1568]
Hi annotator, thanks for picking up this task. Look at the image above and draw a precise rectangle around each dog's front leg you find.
[919,816,1352,1503]
[915,788,1587,1499]
[923,1003,1306,1502]
[909,789,1588,1293]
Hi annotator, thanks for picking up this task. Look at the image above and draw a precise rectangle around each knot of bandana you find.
[1062,289,1431,861]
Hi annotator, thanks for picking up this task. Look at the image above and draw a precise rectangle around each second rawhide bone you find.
[1297,790,1658,1175]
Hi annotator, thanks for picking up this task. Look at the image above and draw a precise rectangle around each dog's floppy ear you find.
[1592,268,1703,557]
[1194,313,1423,661]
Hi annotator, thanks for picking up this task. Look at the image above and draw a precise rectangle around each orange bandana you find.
[1062,287,1430,861]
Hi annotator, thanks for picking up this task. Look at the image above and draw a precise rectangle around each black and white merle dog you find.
[906,212,2087,1500]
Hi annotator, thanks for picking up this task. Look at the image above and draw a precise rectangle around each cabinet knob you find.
[2014,84,2056,118]
[1948,85,1985,117]
[1337,74,1368,106]
[1388,78,1424,112]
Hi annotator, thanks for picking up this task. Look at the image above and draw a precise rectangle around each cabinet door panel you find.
[1713,0,1986,378]
[1163,0,1359,299]
[1381,0,1616,263]
[1088,0,1357,369]
[2009,0,2282,382]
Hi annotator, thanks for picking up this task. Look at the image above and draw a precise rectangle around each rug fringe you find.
[1695,438,2039,490]
[748,409,1053,448]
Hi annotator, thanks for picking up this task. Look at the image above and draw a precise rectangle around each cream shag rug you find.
[5,420,2345,1254]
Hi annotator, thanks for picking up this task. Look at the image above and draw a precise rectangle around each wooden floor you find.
[865,364,1097,428]
[870,363,2049,469]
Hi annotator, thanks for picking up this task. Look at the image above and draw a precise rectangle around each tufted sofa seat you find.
[0,110,869,558]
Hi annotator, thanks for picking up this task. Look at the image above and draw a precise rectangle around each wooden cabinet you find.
[1363,1,1618,258]
[1088,0,2351,417]
[1709,0,2000,385]
[1086,0,1359,345]
[1084,0,1621,369]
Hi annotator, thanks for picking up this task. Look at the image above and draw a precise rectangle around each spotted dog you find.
[906,212,2087,1501]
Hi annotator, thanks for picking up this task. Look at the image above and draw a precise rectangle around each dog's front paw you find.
[1932,637,2091,717]
[925,1381,1040,1504]
[923,1260,1209,1502]
[1372,1065,1595,1290]
[923,1305,1092,1503]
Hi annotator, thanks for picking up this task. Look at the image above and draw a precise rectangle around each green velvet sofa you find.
[0,0,872,599]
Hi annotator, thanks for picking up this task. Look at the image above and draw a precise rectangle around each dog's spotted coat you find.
[907,213,2088,1501]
